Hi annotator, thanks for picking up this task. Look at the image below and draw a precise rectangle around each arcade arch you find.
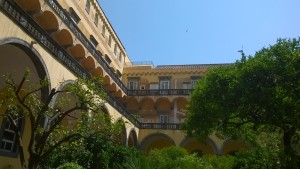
[139,133,175,153]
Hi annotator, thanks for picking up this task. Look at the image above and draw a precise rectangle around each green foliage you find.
[57,162,84,169]
[145,146,212,169]
[184,38,300,168]
[203,155,236,169]
[41,131,141,169]
[233,148,281,169]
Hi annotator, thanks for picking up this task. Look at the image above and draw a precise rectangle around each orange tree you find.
[184,38,300,168]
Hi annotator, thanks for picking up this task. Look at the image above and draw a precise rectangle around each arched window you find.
[94,13,99,26]
[0,106,24,156]
[85,0,90,13]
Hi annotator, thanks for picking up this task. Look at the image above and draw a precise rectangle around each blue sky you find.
[98,0,300,66]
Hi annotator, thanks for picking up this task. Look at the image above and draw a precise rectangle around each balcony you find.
[127,89,193,96]
[139,123,181,130]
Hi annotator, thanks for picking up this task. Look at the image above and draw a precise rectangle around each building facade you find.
[0,0,249,168]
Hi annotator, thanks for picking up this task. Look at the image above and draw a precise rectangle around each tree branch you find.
[39,133,82,161]
[35,106,83,154]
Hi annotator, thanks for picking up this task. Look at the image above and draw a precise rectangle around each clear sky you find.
[98,0,300,66]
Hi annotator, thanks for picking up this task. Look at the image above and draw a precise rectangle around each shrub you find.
[57,162,83,169]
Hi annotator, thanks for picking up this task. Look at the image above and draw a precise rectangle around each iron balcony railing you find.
[45,0,128,94]
[139,123,181,130]
[0,0,139,127]
[127,89,193,96]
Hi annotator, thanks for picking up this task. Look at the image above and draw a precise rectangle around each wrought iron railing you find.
[139,123,181,130]
[127,89,193,96]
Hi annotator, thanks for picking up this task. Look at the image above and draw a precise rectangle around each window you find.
[85,0,90,13]
[160,80,170,89]
[182,83,191,89]
[90,35,98,47]
[118,52,122,63]
[114,44,117,55]
[0,108,24,155]
[128,81,138,90]
[138,118,144,123]
[140,85,145,90]
[150,84,159,90]
[101,25,106,36]
[190,76,201,89]
[116,70,122,78]
[159,115,170,123]
[191,79,198,89]
[94,13,99,26]
[69,8,81,24]
[104,55,112,65]
[108,35,112,47]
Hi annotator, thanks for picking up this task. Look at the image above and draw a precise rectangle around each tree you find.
[184,38,300,168]
[0,70,109,169]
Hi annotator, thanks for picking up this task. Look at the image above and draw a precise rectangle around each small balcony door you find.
[160,80,169,89]
[159,115,170,123]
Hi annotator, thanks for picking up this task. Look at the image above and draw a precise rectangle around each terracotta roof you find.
[155,63,231,70]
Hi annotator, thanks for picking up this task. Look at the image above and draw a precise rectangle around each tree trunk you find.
[282,128,299,169]
[28,154,40,169]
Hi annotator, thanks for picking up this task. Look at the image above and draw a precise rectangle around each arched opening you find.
[139,97,155,123]
[127,129,138,147]
[103,75,111,86]
[155,97,172,123]
[115,119,126,145]
[80,56,96,71]
[68,44,85,60]
[15,0,41,13]
[180,137,217,155]
[173,97,188,123]
[107,82,117,92]
[0,40,50,157]
[140,133,175,153]
[49,80,82,129]
[52,29,74,47]
[0,40,49,98]
[125,97,139,116]
[114,89,123,98]
[221,139,251,155]
[34,11,59,32]
[91,66,103,77]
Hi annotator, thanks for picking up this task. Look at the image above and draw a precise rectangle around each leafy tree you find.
[184,38,300,168]
[42,129,139,169]
[0,70,109,169]
[146,146,212,169]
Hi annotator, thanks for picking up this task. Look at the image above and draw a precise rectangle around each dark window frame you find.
[0,109,25,158]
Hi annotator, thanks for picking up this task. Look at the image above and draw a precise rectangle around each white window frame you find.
[0,122,17,152]
[191,79,198,89]
[128,81,138,90]
[160,80,170,89]
[150,84,159,90]
[159,115,170,123]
